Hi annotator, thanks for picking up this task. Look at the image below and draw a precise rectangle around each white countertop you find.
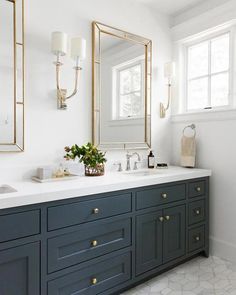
[0,166,211,210]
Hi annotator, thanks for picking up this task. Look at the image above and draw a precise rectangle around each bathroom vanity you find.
[0,167,210,295]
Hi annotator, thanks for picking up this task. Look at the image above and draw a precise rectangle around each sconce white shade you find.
[71,37,86,61]
[164,62,175,79]
[51,32,68,56]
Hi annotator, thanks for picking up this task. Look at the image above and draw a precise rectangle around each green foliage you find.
[64,142,107,168]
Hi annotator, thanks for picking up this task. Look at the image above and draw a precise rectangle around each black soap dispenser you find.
[148,150,155,169]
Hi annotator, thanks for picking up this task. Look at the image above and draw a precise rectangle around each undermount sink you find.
[0,185,17,194]
[124,169,164,177]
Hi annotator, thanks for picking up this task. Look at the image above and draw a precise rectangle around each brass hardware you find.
[196,187,201,192]
[91,240,98,247]
[195,209,200,215]
[0,0,25,152]
[92,21,152,150]
[159,217,164,222]
[162,193,167,199]
[160,83,172,119]
[93,208,99,214]
[195,236,200,241]
[91,278,97,285]
[165,216,170,221]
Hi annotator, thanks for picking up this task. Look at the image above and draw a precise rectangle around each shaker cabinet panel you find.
[136,211,163,275]
[163,205,186,263]
[0,242,40,295]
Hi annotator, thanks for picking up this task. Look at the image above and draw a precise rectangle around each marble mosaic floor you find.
[121,256,236,295]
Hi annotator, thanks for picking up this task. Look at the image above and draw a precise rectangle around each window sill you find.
[171,108,236,123]
[108,117,145,127]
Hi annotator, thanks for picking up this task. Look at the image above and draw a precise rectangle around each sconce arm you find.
[56,63,82,101]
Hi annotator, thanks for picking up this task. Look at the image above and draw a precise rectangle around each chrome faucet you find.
[126,151,141,171]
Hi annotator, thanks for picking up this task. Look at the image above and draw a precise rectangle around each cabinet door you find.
[163,205,186,263]
[136,211,163,275]
[0,242,40,295]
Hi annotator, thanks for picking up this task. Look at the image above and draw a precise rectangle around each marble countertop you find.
[0,166,211,210]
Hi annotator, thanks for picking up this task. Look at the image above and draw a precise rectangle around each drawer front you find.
[47,251,131,295]
[188,225,205,253]
[189,180,206,198]
[188,200,205,225]
[48,218,131,273]
[0,210,40,243]
[48,193,132,231]
[136,184,186,210]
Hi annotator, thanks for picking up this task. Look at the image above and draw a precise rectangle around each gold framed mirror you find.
[0,0,25,152]
[92,22,152,150]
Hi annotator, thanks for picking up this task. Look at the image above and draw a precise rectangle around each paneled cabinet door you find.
[0,242,40,295]
[136,210,163,275]
[163,205,186,263]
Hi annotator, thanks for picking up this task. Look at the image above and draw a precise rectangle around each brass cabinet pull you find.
[165,215,170,221]
[93,208,99,214]
[91,240,98,247]
[195,236,200,241]
[159,217,164,222]
[91,278,97,285]
[162,193,167,199]
[196,187,201,192]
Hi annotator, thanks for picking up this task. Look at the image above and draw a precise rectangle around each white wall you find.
[171,0,236,262]
[0,0,172,180]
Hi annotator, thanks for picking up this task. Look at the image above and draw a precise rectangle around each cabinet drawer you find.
[188,200,205,225]
[136,184,186,210]
[48,218,131,273]
[188,225,205,252]
[48,193,132,231]
[47,251,131,295]
[0,210,40,243]
[189,180,206,198]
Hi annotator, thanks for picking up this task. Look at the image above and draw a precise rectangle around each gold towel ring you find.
[183,124,196,137]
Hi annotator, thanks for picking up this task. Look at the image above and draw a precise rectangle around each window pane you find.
[211,34,229,74]
[188,42,208,79]
[211,73,229,107]
[120,69,131,94]
[188,78,208,110]
[132,65,141,91]
[120,92,142,118]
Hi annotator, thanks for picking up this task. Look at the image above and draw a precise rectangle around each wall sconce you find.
[51,32,86,110]
[160,62,175,118]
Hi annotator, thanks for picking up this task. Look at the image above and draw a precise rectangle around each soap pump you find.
[148,150,155,169]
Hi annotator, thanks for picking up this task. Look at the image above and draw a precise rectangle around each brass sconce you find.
[160,62,175,118]
[51,32,86,110]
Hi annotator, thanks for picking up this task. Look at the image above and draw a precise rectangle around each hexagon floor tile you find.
[121,256,236,295]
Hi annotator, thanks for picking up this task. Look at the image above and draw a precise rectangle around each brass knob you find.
[165,215,170,221]
[159,217,164,222]
[196,187,201,192]
[162,193,167,199]
[91,278,97,285]
[93,208,99,214]
[195,209,200,215]
[91,240,98,247]
[195,236,200,241]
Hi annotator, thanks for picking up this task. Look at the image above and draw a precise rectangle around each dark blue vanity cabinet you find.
[0,177,209,295]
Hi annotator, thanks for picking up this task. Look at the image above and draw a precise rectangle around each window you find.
[113,58,144,119]
[186,33,230,111]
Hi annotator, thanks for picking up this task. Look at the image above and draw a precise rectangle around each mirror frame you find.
[0,0,25,152]
[92,21,152,150]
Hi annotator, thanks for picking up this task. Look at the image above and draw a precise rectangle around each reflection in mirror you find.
[92,22,152,150]
[0,0,24,152]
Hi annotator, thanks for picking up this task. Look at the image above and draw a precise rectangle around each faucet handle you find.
[113,162,122,172]
[133,161,142,170]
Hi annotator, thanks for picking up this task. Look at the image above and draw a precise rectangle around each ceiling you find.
[135,0,228,16]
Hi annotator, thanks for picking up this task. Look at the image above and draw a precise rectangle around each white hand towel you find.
[181,135,196,168]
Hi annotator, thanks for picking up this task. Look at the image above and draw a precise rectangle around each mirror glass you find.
[0,0,24,152]
[92,22,152,149]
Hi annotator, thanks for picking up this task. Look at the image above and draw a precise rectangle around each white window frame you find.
[182,27,234,114]
[112,56,145,120]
